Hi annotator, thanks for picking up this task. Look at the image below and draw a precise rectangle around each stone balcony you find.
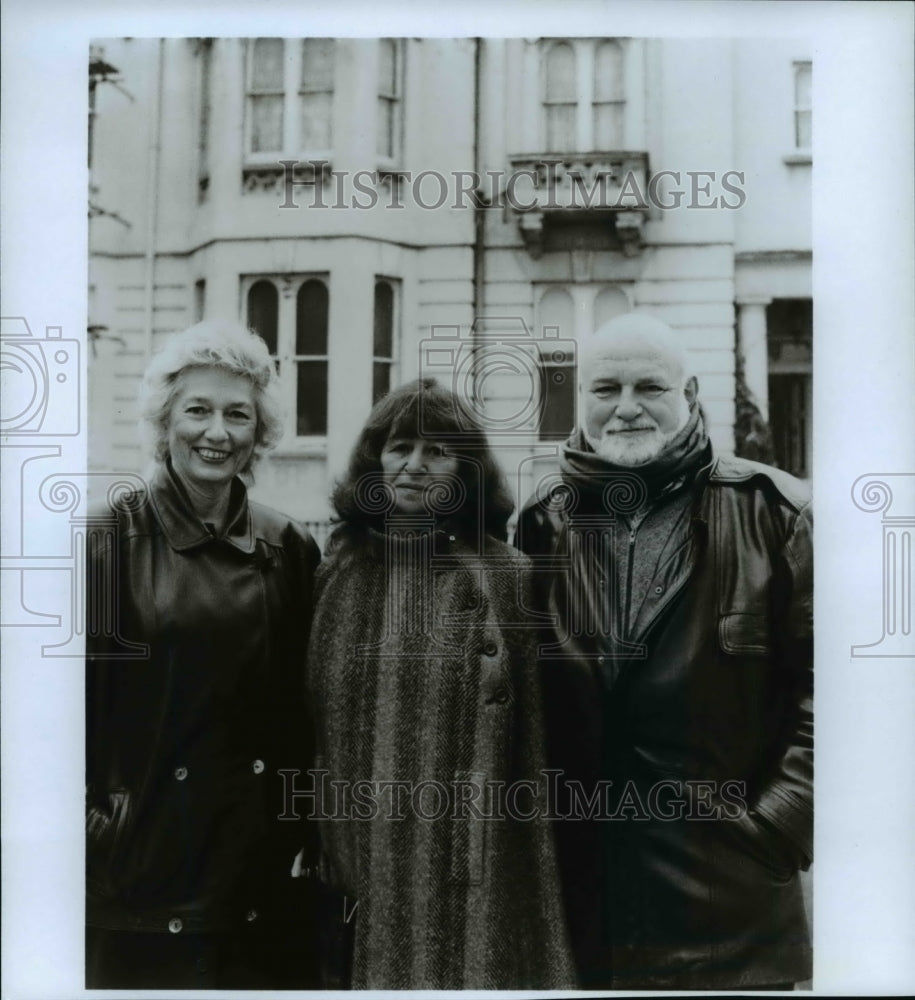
[507,151,650,258]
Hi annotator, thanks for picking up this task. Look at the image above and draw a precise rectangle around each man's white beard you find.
[585,401,692,467]
[585,425,677,466]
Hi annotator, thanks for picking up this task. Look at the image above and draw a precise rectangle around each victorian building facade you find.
[89,37,812,540]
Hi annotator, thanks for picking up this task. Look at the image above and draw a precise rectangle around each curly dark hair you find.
[330,377,514,542]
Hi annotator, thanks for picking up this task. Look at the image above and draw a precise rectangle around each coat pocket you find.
[718,613,772,656]
[718,811,797,885]
[86,789,130,895]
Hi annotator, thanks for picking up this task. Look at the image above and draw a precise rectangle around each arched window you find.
[543,42,577,150]
[373,279,397,402]
[377,39,403,161]
[246,38,336,159]
[538,288,576,440]
[244,275,329,439]
[295,280,329,435]
[594,286,629,330]
[300,38,335,150]
[593,40,624,149]
[246,279,279,356]
[247,38,284,153]
[541,38,627,150]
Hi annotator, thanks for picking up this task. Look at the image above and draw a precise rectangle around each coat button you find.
[483,641,498,657]
[654,585,664,595]
[492,687,509,704]
[252,759,265,775]
[168,918,183,933]
[174,766,188,781]
[246,909,259,923]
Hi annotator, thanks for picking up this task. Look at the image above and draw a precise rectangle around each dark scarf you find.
[559,404,711,515]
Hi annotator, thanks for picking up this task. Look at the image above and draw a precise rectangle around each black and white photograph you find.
[1,1,913,997]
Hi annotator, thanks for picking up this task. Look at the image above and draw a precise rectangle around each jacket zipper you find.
[622,526,637,640]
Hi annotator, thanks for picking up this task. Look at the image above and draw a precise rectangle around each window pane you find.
[593,104,624,149]
[302,38,334,90]
[795,64,812,106]
[378,39,397,95]
[250,95,283,152]
[545,43,576,101]
[373,361,391,403]
[545,106,576,149]
[296,279,329,354]
[538,288,575,439]
[594,286,629,328]
[247,280,278,355]
[768,373,810,478]
[373,281,394,357]
[297,361,328,435]
[300,93,332,149]
[540,287,574,338]
[594,40,623,101]
[539,360,576,440]
[251,38,284,90]
[795,110,812,149]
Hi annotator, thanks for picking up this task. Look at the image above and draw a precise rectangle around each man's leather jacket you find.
[85,462,320,935]
[516,453,813,989]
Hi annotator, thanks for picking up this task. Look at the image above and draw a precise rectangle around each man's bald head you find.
[579,312,698,466]
[580,313,692,385]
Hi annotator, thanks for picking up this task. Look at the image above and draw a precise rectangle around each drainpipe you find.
[143,39,165,361]
[471,37,485,399]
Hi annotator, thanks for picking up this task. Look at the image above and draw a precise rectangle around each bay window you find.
[244,275,330,439]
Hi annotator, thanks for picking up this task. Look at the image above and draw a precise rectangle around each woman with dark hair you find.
[305,378,575,989]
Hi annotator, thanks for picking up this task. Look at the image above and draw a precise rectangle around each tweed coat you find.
[305,523,576,990]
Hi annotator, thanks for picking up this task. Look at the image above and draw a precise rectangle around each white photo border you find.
[2,1,913,996]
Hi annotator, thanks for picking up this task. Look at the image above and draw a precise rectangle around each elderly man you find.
[517,312,812,990]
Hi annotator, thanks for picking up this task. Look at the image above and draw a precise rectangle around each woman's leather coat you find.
[85,462,320,935]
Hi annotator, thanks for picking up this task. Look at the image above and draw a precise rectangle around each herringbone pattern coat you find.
[306,526,576,989]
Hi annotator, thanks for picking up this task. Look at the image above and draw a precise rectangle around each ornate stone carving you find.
[615,211,645,257]
[241,161,330,198]
[507,151,649,257]
[518,210,545,258]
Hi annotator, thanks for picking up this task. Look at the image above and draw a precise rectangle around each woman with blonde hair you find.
[85,321,320,988]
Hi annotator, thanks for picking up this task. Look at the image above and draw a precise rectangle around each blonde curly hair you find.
[138,320,284,476]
